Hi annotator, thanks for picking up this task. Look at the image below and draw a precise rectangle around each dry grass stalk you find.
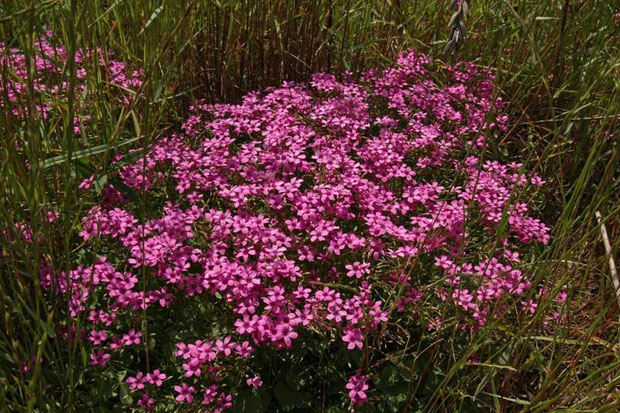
[596,211,620,312]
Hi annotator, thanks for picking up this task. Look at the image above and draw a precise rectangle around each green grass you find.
[1,0,618,411]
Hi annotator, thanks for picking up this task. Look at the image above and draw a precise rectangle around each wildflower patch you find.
[37,49,550,410]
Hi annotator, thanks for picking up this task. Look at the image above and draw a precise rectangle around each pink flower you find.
[555,291,567,303]
[235,341,254,358]
[137,393,155,410]
[78,175,95,191]
[274,324,298,348]
[88,329,107,345]
[121,329,142,346]
[342,327,364,350]
[203,385,219,405]
[345,261,370,279]
[217,392,233,410]
[89,350,111,366]
[182,358,202,377]
[109,336,123,350]
[126,372,146,391]
[146,369,166,387]
[521,299,538,314]
[246,374,263,389]
[215,336,235,356]
[434,255,452,269]
[174,383,195,403]
[346,371,370,406]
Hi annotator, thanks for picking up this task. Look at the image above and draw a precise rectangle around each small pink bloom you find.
[146,369,166,387]
[345,261,370,279]
[246,375,263,389]
[342,327,364,350]
[88,329,107,345]
[137,393,155,410]
[89,350,111,366]
[174,383,195,403]
[78,175,95,190]
[121,329,142,346]
[126,372,146,391]
[346,371,369,406]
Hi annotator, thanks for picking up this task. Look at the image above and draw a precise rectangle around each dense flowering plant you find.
[0,29,142,131]
[27,45,552,410]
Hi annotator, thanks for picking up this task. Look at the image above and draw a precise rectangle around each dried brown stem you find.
[595,211,620,312]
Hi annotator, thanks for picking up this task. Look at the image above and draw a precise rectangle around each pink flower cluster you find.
[40,49,550,409]
[1,30,142,131]
[346,371,370,406]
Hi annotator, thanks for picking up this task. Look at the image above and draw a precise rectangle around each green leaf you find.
[94,173,108,194]
[42,136,141,169]
[377,365,401,390]
[117,370,127,382]
[80,346,88,367]
[274,381,312,411]
[119,383,132,405]
[229,389,270,413]
[15,294,55,338]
